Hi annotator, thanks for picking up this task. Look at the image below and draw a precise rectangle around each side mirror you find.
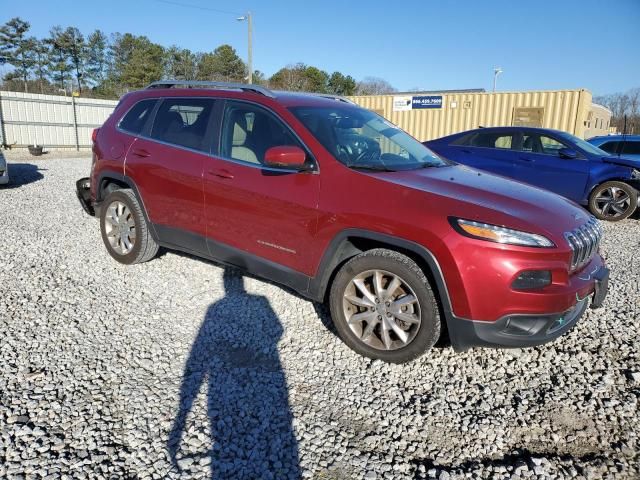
[558,147,579,159]
[264,146,308,169]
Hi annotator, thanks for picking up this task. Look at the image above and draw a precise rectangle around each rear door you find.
[445,130,518,177]
[125,97,216,253]
[511,132,589,201]
[202,100,321,276]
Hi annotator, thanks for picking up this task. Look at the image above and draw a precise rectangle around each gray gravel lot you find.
[0,155,639,479]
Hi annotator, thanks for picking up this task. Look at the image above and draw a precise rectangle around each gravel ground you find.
[0,156,639,480]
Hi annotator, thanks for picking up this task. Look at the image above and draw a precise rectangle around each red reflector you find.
[92,128,99,143]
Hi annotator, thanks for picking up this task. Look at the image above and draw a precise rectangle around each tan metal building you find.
[584,103,613,138]
[347,88,602,141]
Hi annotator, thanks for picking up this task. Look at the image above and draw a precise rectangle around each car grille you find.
[564,218,603,270]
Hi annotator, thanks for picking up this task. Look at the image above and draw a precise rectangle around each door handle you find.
[519,156,534,162]
[131,148,151,158]
[208,168,234,179]
[461,149,473,154]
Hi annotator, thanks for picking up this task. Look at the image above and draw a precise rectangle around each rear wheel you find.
[329,248,441,363]
[100,189,159,264]
[589,181,637,221]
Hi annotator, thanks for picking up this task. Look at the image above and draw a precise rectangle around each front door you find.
[512,132,589,202]
[203,100,321,276]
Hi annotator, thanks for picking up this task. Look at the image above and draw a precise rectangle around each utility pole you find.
[237,12,253,84]
[493,67,503,92]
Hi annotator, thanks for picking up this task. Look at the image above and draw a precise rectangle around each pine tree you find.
[0,17,35,92]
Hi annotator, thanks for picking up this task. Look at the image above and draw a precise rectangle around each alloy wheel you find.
[342,269,421,351]
[104,200,136,255]
[594,186,632,219]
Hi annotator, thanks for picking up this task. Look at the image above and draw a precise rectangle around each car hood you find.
[601,155,640,169]
[372,165,591,236]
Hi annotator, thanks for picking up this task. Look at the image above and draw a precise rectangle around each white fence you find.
[0,91,118,150]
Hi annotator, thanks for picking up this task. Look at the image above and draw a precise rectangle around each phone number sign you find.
[411,95,443,109]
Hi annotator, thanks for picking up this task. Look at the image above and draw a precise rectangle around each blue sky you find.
[3,0,639,95]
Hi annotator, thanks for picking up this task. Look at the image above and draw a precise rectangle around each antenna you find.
[619,115,627,157]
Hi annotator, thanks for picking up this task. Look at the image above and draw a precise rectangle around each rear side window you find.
[119,99,157,135]
[622,141,640,155]
[150,98,215,152]
[465,132,514,149]
[598,141,619,154]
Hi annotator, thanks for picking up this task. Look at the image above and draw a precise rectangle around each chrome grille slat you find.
[564,218,603,271]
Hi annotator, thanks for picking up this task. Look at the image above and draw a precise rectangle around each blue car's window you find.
[556,132,607,156]
[460,132,514,149]
[598,141,619,154]
[622,142,640,155]
[539,135,568,155]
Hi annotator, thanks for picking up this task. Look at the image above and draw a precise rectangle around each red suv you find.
[76,81,609,363]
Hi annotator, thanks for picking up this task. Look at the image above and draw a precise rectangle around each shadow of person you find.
[168,269,300,479]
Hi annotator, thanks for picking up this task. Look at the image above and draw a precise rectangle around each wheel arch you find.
[586,176,638,201]
[308,230,455,320]
[95,171,158,241]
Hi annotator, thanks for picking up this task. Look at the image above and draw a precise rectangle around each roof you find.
[143,80,359,108]
[588,134,640,141]
[465,126,570,134]
[272,90,359,107]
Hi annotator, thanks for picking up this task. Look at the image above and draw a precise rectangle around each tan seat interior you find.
[230,114,259,164]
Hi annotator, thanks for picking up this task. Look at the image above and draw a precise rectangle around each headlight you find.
[452,218,555,247]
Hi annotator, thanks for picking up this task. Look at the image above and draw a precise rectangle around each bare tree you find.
[595,88,640,134]
[355,76,396,95]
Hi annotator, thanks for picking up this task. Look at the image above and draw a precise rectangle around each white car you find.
[0,153,8,185]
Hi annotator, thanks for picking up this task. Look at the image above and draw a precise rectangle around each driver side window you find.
[539,135,570,156]
[220,102,304,166]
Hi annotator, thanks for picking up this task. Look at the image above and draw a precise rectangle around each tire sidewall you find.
[330,252,440,363]
[100,190,144,264]
[589,181,638,221]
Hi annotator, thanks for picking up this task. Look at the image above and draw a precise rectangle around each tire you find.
[329,248,441,363]
[100,189,159,264]
[588,181,638,221]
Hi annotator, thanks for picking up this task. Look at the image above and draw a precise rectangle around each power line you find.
[152,0,243,16]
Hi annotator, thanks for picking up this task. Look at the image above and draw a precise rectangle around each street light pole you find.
[237,12,253,84]
[493,67,503,92]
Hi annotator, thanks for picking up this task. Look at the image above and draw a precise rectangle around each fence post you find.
[71,95,79,151]
[0,91,6,148]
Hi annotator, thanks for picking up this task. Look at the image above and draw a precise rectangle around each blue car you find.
[425,127,640,221]
[587,134,640,162]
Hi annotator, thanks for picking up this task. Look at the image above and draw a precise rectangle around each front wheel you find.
[329,249,441,363]
[588,181,638,221]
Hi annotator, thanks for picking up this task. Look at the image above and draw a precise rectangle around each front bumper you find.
[76,177,95,216]
[448,266,609,351]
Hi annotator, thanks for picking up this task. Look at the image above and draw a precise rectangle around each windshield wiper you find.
[349,164,396,172]
[418,162,447,168]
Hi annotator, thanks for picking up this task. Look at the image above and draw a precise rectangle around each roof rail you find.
[314,93,357,105]
[146,80,276,98]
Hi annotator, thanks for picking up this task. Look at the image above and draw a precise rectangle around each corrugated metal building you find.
[0,88,612,149]
[0,91,116,149]
[347,89,609,141]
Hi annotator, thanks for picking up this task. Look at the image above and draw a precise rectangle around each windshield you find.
[556,131,608,156]
[290,106,450,171]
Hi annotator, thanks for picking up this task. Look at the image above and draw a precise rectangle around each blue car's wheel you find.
[589,181,638,221]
